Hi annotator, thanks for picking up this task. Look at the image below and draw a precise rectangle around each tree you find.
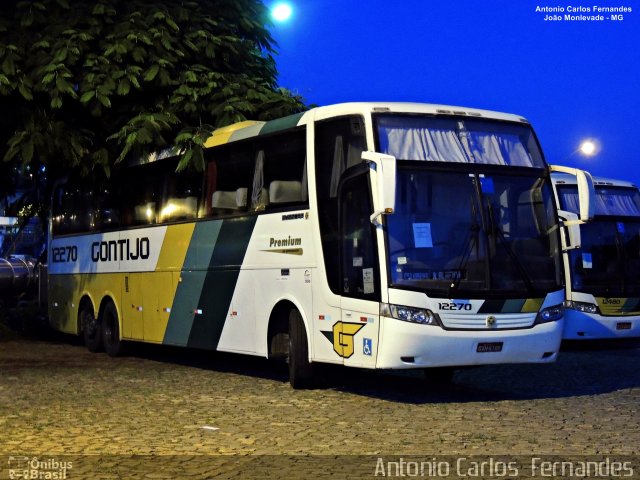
[0,0,306,188]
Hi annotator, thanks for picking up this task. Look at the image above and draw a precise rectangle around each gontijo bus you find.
[552,172,640,340]
[48,102,595,388]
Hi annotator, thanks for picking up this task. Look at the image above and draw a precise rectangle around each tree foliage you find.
[0,0,306,185]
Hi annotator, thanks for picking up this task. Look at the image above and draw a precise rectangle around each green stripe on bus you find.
[259,112,305,135]
[623,297,640,313]
[163,221,223,346]
[503,299,526,313]
[187,216,258,350]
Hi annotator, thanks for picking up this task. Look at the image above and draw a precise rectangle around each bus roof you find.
[552,171,638,189]
[203,102,531,149]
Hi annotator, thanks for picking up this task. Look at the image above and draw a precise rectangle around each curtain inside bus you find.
[557,186,640,216]
[376,115,541,167]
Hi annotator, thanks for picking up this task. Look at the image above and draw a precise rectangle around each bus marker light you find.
[194,309,203,315]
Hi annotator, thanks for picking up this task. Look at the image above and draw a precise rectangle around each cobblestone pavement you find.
[1,331,639,478]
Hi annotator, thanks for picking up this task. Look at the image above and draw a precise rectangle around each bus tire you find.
[288,309,314,389]
[101,302,124,357]
[81,304,102,353]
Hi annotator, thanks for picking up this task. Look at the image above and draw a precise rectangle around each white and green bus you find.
[552,172,640,340]
[48,102,594,387]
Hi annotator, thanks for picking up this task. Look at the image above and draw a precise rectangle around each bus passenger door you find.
[338,171,381,368]
[122,273,144,340]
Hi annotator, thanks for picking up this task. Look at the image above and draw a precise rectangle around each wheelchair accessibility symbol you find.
[363,338,372,356]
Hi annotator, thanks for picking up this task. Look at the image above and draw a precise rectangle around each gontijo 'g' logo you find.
[321,322,365,358]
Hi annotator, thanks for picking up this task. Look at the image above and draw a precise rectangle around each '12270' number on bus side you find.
[51,245,78,263]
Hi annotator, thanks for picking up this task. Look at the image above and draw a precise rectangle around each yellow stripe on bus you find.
[203,121,264,148]
[140,223,197,343]
[156,223,196,271]
[521,298,544,313]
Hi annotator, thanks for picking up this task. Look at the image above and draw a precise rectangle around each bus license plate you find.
[616,322,632,330]
[477,342,503,353]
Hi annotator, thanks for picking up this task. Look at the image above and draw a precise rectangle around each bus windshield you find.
[376,114,545,168]
[385,167,562,297]
[557,185,640,296]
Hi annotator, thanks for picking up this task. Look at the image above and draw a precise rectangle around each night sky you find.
[268,0,639,186]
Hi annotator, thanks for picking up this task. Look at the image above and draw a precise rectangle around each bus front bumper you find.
[563,309,640,340]
[376,316,563,369]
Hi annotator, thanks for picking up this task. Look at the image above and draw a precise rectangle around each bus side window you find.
[52,185,94,235]
[159,168,201,223]
[204,143,253,218]
[257,128,307,210]
[95,185,121,230]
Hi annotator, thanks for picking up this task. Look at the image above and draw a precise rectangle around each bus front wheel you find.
[288,309,314,389]
[81,304,102,353]
[101,302,124,357]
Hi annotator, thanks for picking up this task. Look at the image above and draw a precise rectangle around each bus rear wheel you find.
[288,309,314,389]
[101,302,124,357]
[81,304,102,353]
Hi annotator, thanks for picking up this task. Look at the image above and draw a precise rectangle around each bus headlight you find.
[565,300,599,314]
[380,303,440,326]
[535,304,564,324]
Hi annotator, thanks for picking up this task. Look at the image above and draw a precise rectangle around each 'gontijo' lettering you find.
[91,237,150,262]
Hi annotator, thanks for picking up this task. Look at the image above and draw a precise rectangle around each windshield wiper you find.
[485,200,536,294]
[449,200,481,294]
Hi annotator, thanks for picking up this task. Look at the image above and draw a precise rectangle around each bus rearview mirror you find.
[558,210,582,251]
[361,151,396,224]
[550,165,595,222]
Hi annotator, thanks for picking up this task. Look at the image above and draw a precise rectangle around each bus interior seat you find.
[512,238,554,276]
[236,188,248,209]
[212,190,238,211]
[269,180,302,204]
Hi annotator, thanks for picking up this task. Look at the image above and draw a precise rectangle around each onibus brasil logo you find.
[8,456,72,479]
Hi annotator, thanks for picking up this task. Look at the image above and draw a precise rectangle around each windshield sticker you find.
[363,267,374,294]
[398,256,407,265]
[582,252,593,269]
[480,176,495,194]
[353,256,363,267]
[412,223,433,248]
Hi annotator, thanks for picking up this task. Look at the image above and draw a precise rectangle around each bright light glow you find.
[580,140,596,156]
[159,203,177,220]
[578,139,600,157]
[271,3,293,22]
